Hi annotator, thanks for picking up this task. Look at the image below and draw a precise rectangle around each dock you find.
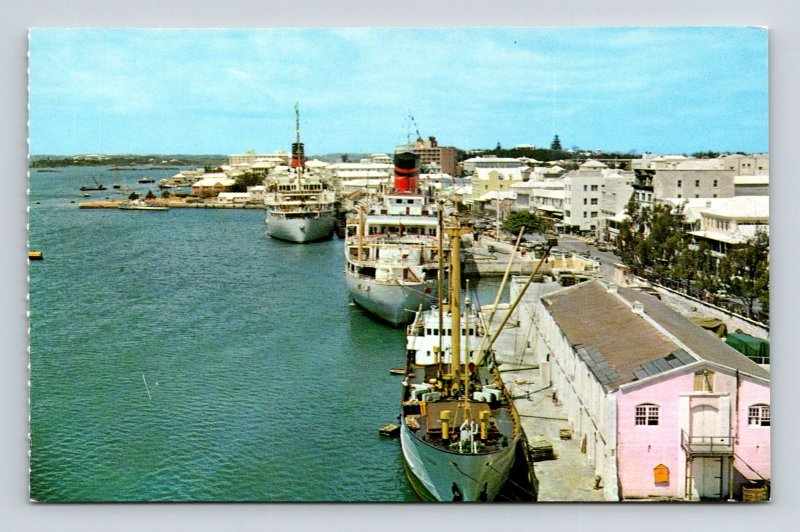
[463,235,601,280]
[489,308,608,502]
[463,235,539,277]
[78,199,264,209]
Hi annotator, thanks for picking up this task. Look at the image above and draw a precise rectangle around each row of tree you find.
[616,197,769,321]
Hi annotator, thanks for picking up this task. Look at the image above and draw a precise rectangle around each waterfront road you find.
[554,235,621,281]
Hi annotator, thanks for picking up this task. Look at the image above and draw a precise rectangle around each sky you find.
[28,27,768,156]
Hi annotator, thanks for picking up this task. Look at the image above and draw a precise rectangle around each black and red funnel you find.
[291,142,305,168]
[393,152,420,193]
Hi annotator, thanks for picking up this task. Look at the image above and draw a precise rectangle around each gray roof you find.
[616,285,770,381]
[542,281,769,391]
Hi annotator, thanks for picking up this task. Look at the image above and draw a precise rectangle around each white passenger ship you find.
[264,106,336,243]
[344,152,444,325]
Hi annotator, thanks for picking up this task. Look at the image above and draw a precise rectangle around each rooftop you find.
[541,281,769,391]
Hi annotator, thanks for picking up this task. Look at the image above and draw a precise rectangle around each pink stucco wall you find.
[616,368,770,499]
[617,372,694,499]
[735,379,771,480]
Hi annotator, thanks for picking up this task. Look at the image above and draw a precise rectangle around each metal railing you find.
[681,430,733,456]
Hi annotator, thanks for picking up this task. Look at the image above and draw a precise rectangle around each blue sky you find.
[28,27,768,155]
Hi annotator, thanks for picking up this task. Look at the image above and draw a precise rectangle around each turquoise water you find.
[28,167,506,502]
[28,166,419,502]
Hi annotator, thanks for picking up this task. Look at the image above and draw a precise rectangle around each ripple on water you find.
[29,168,414,501]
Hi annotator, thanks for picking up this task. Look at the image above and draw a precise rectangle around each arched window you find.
[635,403,659,426]
[748,404,770,426]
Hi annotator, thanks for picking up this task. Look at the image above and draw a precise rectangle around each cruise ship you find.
[344,152,444,325]
[264,106,336,243]
[399,223,528,501]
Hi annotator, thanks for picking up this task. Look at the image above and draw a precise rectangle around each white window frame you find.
[748,404,770,427]
[635,403,660,426]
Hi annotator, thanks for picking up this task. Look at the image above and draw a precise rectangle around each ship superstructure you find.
[344,152,447,325]
[264,105,336,243]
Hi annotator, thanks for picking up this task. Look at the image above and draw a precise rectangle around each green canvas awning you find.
[725,332,770,362]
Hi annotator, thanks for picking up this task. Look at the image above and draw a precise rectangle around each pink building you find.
[525,280,770,500]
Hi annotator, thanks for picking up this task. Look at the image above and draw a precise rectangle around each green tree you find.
[161,189,171,198]
[717,231,769,318]
[145,189,156,200]
[616,195,643,268]
[501,211,545,236]
[550,135,562,151]
[341,153,350,163]
[230,171,264,193]
[128,191,140,200]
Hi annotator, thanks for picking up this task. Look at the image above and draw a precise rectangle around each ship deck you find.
[403,364,517,454]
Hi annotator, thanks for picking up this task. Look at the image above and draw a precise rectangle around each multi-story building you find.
[632,156,736,208]
[720,154,769,176]
[687,196,769,257]
[228,150,290,166]
[527,177,567,223]
[599,171,635,242]
[323,161,394,195]
[520,279,770,501]
[461,155,525,175]
[468,167,523,217]
[398,137,457,175]
[562,160,608,234]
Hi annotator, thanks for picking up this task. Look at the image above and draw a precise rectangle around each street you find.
[554,234,621,280]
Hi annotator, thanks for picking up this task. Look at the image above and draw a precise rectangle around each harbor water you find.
[28,166,505,502]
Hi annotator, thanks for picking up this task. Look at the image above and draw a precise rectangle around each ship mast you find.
[295,103,303,191]
[443,223,470,397]
[436,201,444,379]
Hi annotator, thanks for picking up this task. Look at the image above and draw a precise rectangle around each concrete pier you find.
[78,199,264,209]
[464,235,601,280]
[489,308,608,502]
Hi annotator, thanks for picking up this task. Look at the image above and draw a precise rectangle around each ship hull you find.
[400,420,518,502]
[345,273,435,325]
[266,212,335,243]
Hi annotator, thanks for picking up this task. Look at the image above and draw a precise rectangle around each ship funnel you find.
[291,142,305,168]
[393,152,420,193]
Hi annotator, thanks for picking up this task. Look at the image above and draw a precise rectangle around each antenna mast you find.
[295,103,303,190]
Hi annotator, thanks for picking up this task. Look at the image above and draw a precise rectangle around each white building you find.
[461,155,525,175]
[687,196,769,257]
[561,160,608,233]
[325,161,394,181]
[599,171,635,242]
[228,150,290,166]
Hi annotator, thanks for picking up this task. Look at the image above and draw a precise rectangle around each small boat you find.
[28,251,44,260]
[112,183,122,189]
[137,177,155,184]
[118,199,169,211]
[379,424,401,437]
[389,368,406,375]
[79,176,106,191]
